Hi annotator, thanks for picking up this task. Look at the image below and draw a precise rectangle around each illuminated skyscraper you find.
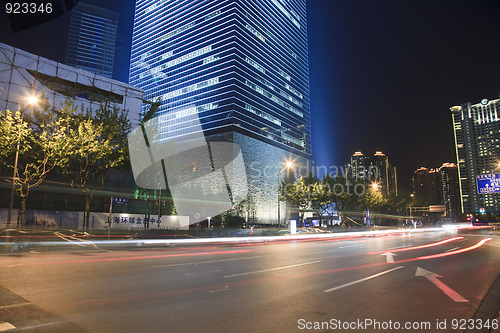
[350,151,397,196]
[129,0,311,223]
[66,3,119,78]
[412,164,460,218]
[451,97,500,215]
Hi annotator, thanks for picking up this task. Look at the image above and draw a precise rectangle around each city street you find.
[0,229,499,332]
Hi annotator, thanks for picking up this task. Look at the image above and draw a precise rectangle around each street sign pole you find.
[108,197,113,240]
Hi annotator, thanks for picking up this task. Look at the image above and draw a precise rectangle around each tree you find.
[310,174,337,225]
[383,191,413,216]
[58,102,131,230]
[329,176,365,212]
[1,103,67,225]
[280,174,318,226]
[316,175,371,226]
[0,109,30,173]
[362,187,387,212]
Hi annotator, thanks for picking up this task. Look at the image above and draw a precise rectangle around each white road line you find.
[208,286,229,293]
[6,321,68,331]
[152,256,261,268]
[0,322,16,331]
[324,266,405,293]
[386,245,412,250]
[0,302,31,310]
[224,261,321,278]
[445,247,460,252]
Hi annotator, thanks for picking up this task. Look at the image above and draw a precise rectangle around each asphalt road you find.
[1,228,499,333]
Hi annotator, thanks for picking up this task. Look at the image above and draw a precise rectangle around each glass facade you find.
[66,3,119,79]
[451,98,500,215]
[0,42,142,126]
[129,0,310,156]
[129,0,311,224]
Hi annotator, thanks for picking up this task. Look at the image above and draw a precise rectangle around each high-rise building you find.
[65,3,119,79]
[412,163,460,218]
[413,167,440,205]
[451,97,500,215]
[351,151,369,181]
[129,0,311,224]
[350,151,397,195]
[438,163,461,218]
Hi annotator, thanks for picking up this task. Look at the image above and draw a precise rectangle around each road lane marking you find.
[0,302,31,310]
[224,261,321,278]
[208,286,229,293]
[324,266,404,293]
[5,321,69,331]
[415,267,468,302]
[445,247,460,252]
[0,322,16,331]
[152,256,261,268]
[338,244,370,248]
[382,252,396,263]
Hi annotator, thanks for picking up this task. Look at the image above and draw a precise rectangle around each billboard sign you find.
[476,174,500,194]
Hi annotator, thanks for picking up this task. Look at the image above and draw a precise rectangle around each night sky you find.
[1,0,500,190]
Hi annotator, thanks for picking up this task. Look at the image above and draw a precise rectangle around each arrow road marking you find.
[324,266,404,293]
[383,252,396,263]
[0,322,16,331]
[415,267,468,302]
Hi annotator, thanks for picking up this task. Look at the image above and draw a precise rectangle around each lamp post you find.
[7,95,37,227]
[277,161,293,228]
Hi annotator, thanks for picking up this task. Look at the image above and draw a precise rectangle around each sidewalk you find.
[467,273,500,333]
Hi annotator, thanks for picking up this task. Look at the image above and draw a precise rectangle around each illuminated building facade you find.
[129,0,311,224]
[0,42,142,126]
[412,164,460,218]
[451,97,500,215]
[0,42,143,221]
[350,151,397,196]
[66,3,119,78]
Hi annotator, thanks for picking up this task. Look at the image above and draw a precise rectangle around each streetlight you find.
[277,161,293,228]
[7,95,38,226]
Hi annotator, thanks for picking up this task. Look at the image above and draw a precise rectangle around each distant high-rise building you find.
[413,167,440,205]
[438,163,461,218]
[451,97,500,215]
[129,0,311,224]
[412,163,460,218]
[351,151,369,181]
[65,3,119,78]
[350,151,397,195]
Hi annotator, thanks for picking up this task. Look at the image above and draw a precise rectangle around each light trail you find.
[366,236,464,255]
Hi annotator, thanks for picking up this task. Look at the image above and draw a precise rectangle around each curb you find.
[466,273,500,333]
